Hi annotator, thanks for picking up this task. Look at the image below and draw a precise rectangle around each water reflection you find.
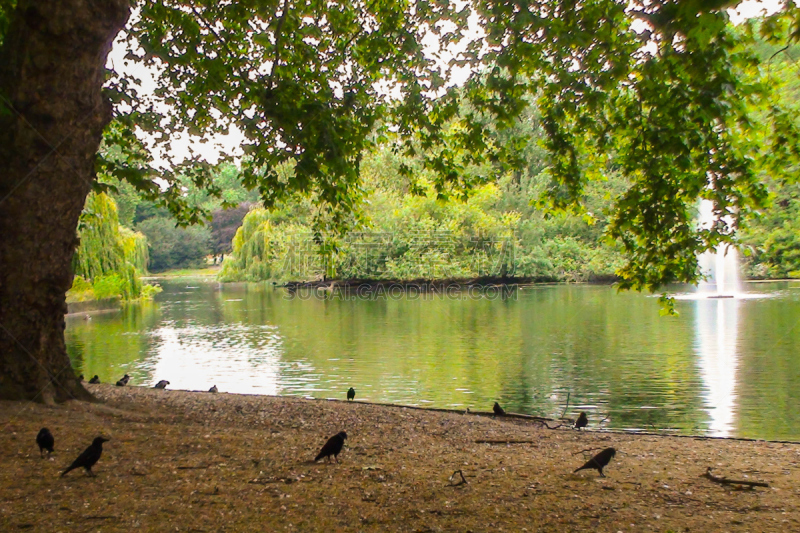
[694,297,740,437]
[144,323,284,395]
[65,279,800,439]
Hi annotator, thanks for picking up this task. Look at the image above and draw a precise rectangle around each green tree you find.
[1,0,799,402]
[738,31,800,278]
[136,217,212,272]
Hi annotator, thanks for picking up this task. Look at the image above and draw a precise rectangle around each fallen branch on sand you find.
[702,467,769,488]
[449,470,468,486]
[475,439,537,444]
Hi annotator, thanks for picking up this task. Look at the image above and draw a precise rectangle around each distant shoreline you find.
[144,267,800,287]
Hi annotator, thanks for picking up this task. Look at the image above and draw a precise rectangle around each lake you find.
[66,278,800,440]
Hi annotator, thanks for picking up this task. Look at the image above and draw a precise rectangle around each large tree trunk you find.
[0,0,130,402]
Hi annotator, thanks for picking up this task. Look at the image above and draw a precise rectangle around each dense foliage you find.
[93,1,800,294]
[738,34,800,278]
[101,162,257,272]
[69,192,157,302]
[107,171,285,276]
[135,216,212,272]
[219,143,625,282]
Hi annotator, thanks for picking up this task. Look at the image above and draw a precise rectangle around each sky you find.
[106,0,788,170]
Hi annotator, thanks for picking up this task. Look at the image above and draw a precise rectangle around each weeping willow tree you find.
[70,192,153,302]
[219,209,310,282]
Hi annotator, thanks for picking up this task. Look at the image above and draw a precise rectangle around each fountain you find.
[692,200,742,435]
[697,200,742,298]
[693,200,744,435]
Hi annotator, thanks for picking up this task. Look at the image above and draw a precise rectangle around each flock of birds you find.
[80,374,218,393]
[45,376,614,477]
[492,401,616,476]
[35,428,109,478]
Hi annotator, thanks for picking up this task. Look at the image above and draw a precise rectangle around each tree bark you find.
[0,0,130,402]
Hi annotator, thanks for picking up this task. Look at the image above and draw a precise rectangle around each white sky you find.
[106,0,786,169]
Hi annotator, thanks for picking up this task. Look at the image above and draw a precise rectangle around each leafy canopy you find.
[99,0,800,292]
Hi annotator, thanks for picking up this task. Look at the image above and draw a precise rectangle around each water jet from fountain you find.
[697,200,742,298]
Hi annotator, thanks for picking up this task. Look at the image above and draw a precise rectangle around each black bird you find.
[36,428,54,458]
[209,385,218,393]
[88,375,100,384]
[347,387,355,401]
[115,374,130,387]
[154,380,169,389]
[314,431,347,463]
[575,412,588,430]
[493,402,506,416]
[574,447,616,477]
[61,437,109,477]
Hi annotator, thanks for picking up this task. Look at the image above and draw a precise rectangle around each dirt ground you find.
[1,385,799,532]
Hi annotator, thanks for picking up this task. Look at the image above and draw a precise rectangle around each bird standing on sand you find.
[314,431,347,463]
[154,380,169,389]
[493,402,506,416]
[115,374,130,387]
[575,412,588,429]
[61,437,109,477]
[88,375,100,384]
[347,387,355,401]
[209,385,218,393]
[36,428,54,458]
[574,447,616,477]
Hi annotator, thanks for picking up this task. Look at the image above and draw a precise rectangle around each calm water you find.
[66,279,800,440]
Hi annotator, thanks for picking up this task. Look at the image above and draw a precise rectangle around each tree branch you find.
[702,467,769,488]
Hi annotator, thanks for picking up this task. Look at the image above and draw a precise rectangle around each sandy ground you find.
[1,385,799,532]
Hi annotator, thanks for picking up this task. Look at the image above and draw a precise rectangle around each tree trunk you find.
[0,0,130,402]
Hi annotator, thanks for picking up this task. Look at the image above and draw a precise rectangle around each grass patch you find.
[146,266,221,279]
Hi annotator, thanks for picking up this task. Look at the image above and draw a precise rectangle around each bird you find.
[88,375,100,384]
[575,412,588,429]
[78,374,84,382]
[493,402,506,416]
[209,385,218,393]
[115,374,130,387]
[154,380,169,389]
[314,431,347,463]
[574,447,616,477]
[36,428,54,458]
[347,387,355,401]
[61,437,109,477]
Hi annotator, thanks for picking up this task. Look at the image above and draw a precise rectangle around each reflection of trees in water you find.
[735,288,800,440]
[65,279,800,438]
[519,287,706,433]
[66,300,160,384]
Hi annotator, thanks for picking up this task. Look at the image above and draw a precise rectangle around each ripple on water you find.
[63,279,800,439]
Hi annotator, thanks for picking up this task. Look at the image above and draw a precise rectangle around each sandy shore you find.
[1,385,799,532]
